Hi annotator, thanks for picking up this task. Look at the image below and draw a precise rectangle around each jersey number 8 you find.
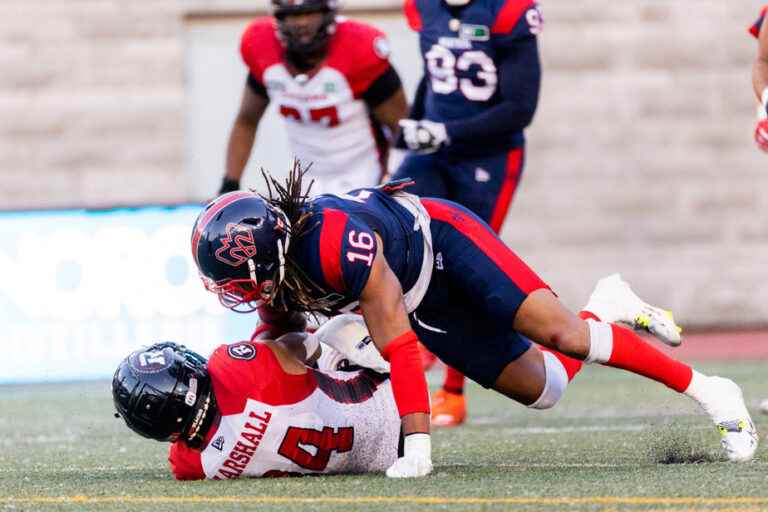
[426,45,498,102]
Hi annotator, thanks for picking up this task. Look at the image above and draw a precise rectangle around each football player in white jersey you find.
[218,0,408,196]
[112,316,402,480]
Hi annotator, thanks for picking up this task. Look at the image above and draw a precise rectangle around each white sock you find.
[585,320,613,364]
[682,370,709,404]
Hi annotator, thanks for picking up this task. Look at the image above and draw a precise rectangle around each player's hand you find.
[399,119,448,154]
[218,177,240,195]
[386,433,433,478]
[755,119,768,152]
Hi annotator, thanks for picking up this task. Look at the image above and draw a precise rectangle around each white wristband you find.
[761,87,768,115]
[404,433,431,459]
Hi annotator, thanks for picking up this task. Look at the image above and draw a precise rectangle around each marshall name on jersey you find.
[241,18,393,193]
[168,342,399,479]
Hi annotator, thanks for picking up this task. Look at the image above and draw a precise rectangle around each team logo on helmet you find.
[129,348,173,374]
[215,223,258,267]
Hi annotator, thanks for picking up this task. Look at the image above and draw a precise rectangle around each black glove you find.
[218,177,240,195]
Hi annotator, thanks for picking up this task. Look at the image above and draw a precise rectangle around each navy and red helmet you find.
[112,342,216,448]
[191,191,291,312]
[272,0,338,63]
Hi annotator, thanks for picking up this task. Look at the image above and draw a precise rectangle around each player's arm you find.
[251,303,308,341]
[220,76,269,194]
[753,18,768,152]
[443,36,541,143]
[364,66,409,136]
[358,235,432,477]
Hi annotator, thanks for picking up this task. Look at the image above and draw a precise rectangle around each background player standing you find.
[219,0,408,196]
[392,0,543,426]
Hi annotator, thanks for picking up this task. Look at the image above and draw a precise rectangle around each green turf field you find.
[1,361,767,511]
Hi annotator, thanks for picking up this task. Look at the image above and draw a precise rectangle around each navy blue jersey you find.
[405,0,542,155]
[288,188,425,314]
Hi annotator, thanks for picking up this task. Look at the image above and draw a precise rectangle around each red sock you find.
[606,324,693,392]
[442,367,465,395]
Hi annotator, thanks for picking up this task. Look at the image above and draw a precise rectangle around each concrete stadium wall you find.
[0,0,766,327]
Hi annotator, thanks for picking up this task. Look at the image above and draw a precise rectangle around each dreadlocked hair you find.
[259,160,335,315]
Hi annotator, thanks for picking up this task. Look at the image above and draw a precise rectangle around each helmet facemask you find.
[201,206,292,313]
[273,2,337,70]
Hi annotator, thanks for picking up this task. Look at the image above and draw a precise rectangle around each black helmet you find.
[191,191,291,313]
[272,0,338,68]
[112,342,216,448]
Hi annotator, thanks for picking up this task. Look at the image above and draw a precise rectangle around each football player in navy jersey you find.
[392,0,543,425]
[191,166,758,477]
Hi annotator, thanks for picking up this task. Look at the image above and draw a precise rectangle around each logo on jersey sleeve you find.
[227,342,257,361]
[215,223,258,267]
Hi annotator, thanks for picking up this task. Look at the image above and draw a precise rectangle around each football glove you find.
[309,314,390,373]
[399,119,449,154]
[386,433,433,478]
[755,119,768,153]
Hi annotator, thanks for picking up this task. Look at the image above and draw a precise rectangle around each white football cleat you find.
[760,398,768,415]
[694,376,758,462]
[583,273,682,346]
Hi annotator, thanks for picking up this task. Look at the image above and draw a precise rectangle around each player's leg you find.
[445,146,525,232]
[514,284,757,461]
[429,149,525,425]
[391,152,449,198]
[424,198,758,461]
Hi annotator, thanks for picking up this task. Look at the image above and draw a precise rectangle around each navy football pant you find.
[393,146,525,232]
[409,198,549,387]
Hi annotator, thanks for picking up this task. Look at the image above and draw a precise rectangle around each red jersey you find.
[241,18,394,194]
[168,342,399,479]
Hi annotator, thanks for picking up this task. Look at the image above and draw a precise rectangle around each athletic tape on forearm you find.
[381,331,431,417]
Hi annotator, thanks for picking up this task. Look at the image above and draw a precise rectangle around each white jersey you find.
[241,17,394,194]
[169,341,399,479]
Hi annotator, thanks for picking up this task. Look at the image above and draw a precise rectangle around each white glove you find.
[399,119,449,154]
[309,314,390,373]
[386,433,433,478]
